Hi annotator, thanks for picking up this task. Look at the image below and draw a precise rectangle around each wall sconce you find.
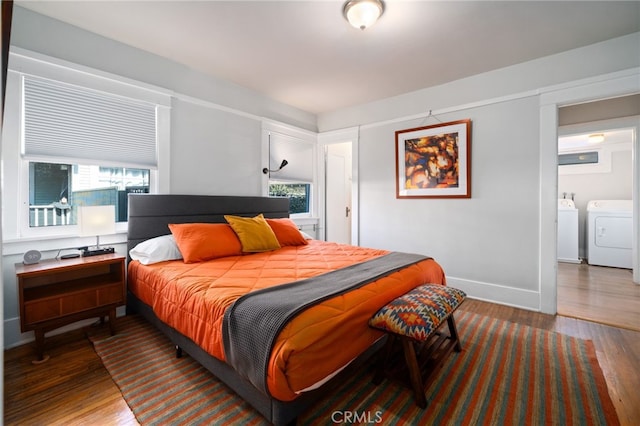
[78,205,116,256]
[343,0,384,30]
[263,159,288,174]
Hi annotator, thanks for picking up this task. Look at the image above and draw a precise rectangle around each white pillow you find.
[129,234,182,265]
[300,230,314,240]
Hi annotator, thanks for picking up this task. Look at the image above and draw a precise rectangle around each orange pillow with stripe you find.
[266,218,308,246]
[168,223,243,263]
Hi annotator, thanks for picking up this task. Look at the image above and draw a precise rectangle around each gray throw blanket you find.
[222,251,430,396]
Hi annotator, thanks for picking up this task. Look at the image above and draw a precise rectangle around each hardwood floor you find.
[4,299,640,425]
[4,324,138,426]
[557,262,640,331]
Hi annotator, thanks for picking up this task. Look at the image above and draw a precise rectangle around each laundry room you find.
[557,126,633,267]
[558,129,633,269]
[557,96,638,270]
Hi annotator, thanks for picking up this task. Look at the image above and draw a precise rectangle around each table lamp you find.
[78,205,116,256]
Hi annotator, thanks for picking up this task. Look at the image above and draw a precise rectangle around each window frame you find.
[3,48,171,241]
[19,158,159,237]
[268,180,313,216]
[261,121,318,219]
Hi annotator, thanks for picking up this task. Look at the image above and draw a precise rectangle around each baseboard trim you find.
[558,258,581,264]
[446,276,540,312]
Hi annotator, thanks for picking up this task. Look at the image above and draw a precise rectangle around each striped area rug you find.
[91,311,619,425]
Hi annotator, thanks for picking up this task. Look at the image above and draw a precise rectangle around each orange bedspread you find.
[128,239,446,401]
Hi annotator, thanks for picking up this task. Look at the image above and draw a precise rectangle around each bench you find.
[369,284,466,408]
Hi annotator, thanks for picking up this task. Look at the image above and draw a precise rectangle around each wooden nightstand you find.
[15,253,126,363]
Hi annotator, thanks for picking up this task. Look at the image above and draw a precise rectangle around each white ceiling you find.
[15,1,640,114]
[559,129,634,152]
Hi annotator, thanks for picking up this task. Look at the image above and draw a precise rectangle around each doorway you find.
[319,127,359,245]
[325,142,352,244]
[555,118,640,330]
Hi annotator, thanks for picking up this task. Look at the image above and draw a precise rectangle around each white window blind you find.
[23,76,157,167]
[268,132,314,182]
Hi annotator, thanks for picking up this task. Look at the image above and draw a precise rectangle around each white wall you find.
[356,97,542,308]
[170,97,264,195]
[318,32,640,311]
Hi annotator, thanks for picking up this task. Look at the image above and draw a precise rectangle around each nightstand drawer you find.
[60,290,98,315]
[24,299,60,324]
[98,284,125,305]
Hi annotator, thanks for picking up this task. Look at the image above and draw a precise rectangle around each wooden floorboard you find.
[3,324,138,426]
[557,262,640,331]
[4,298,639,425]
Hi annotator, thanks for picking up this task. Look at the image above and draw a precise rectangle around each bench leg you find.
[447,315,462,352]
[401,337,427,409]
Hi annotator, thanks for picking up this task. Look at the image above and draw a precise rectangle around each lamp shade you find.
[343,0,384,30]
[78,205,116,237]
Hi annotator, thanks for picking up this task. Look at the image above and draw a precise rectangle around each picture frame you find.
[395,119,471,199]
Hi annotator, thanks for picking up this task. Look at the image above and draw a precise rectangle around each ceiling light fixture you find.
[588,133,605,144]
[343,0,384,30]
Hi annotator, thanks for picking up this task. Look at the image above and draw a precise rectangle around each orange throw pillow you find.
[168,223,242,263]
[266,218,308,246]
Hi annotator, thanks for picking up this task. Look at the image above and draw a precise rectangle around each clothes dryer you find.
[587,200,632,269]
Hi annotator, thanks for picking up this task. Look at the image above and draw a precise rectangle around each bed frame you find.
[125,194,385,425]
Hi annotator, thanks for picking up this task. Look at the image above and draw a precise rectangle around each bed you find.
[125,194,446,425]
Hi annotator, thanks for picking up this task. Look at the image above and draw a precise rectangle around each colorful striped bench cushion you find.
[369,284,466,341]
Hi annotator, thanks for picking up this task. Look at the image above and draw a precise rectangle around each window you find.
[268,183,311,214]
[2,49,170,240]
[20,73,162,229]
[558,151,599,166]
[29,162,149,227]
[265,130,316,216]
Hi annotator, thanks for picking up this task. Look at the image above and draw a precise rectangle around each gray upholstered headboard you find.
[127,194,290,256]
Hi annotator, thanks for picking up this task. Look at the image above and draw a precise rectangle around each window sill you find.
[2,232,128,256]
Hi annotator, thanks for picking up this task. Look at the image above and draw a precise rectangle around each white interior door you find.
[326,142,352,244]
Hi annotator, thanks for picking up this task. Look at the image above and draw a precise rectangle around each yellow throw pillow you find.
[224,214,281,252]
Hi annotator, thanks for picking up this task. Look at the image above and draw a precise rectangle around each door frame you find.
[318,127,360,244]
[539,68,640,314]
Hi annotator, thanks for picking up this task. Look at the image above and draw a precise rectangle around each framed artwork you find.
[395,119,471,199]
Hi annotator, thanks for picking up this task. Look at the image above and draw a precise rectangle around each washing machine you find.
[557,199,579,263]
[587,200,632,269]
